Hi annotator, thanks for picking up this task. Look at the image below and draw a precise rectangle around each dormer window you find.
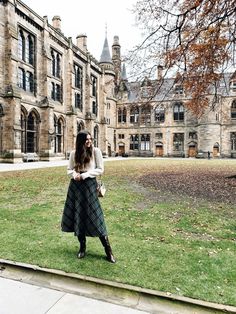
[174,84,184,95]
[230,81,236,92]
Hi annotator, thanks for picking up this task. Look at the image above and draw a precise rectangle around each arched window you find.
[56,53,61,78]
[130,106,139,123]
[18,30,25,60]
[231,100,236,119]
[21,108,27,153]
[27,111,39,153]
[74,64,82,89]
[54,117,64,153]
[91,76,97,97]
[155,105,165,122]
[173,102,184,121]
[51,51,56,76]
[93,125,99,147]
[231,132,236,151]
[25,35,34,65]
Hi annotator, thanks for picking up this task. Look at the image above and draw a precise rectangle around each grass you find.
[0,159,235,306]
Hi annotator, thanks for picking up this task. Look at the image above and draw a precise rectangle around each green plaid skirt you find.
[61,177,107,237]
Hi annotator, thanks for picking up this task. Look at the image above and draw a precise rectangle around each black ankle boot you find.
[77,235,86,259]
[99,236,116,263]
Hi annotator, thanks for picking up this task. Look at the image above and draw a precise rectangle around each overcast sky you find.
[22,0,141,61]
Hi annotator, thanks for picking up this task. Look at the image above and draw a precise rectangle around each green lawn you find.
[0,158,235,306]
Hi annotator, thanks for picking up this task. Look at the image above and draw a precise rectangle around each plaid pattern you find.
[61,177,107,237]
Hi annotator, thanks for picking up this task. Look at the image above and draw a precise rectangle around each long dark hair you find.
[74,130,92,169]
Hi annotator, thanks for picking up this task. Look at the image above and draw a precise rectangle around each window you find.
[18,68,25,89]
[92,101,97,115]
[230,81,236,91]
[21,109,27,153]
[55,84,61,102]
[189,132,197,140]
[231,132,236,150]
[18,68,34,93]
[18,30,25,60]
[173,102,184,121]
[174,84,183,95]
[130,134,139,150]
[54,117,64,153]
[18,29,35,65]
[25,72,34,92]
[25,35,34,65]
[118,134,125,139]
[130,106,139,123]
[75,93,82,111]
[74,64,83,89]
[51,83,62,102]
[118,108,126,123]
[51,49,61,78]
[231,100,236,119]
[140,134,150,150]
[91,75,97,97]
[155,133,163,139]
[140,105,151,125]
[173,133,184,151]
[26,111,39,153]
[154,105,165,122]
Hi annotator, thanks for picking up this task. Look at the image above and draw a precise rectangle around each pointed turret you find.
[121,63,127,81]
[99,33,115,77]
[100,37,112,64]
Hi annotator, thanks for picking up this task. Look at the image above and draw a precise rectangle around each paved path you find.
[0,277,149,314]
[0,160,68,172]
[0,158,126,172]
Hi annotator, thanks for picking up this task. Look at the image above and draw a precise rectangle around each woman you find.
[61,130,115,263]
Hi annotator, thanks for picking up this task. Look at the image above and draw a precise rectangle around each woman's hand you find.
[74,174,82,181]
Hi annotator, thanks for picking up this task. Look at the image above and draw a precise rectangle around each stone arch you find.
[213,142,220,157]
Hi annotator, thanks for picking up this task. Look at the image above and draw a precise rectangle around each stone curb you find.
[0,259,236,314]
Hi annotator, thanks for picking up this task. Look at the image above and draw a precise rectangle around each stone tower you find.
[99,35,117,155]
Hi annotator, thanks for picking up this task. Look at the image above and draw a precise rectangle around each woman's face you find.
[85,134,92,148]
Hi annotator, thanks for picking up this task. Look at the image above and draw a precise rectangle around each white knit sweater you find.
[67,147,104,180]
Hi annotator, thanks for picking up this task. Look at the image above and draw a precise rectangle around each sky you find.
[22,0,141,61]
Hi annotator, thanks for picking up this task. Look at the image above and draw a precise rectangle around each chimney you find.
[52,16,61,31]
[157,65,163,80]
[76,34,87,52]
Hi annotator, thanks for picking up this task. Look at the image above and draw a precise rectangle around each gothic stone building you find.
[0,0,236,163]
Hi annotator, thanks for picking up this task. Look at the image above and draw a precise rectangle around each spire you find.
[121,63,127,80]
[99,26,112,64]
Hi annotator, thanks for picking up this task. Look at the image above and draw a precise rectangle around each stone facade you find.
[0,0,236,163]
